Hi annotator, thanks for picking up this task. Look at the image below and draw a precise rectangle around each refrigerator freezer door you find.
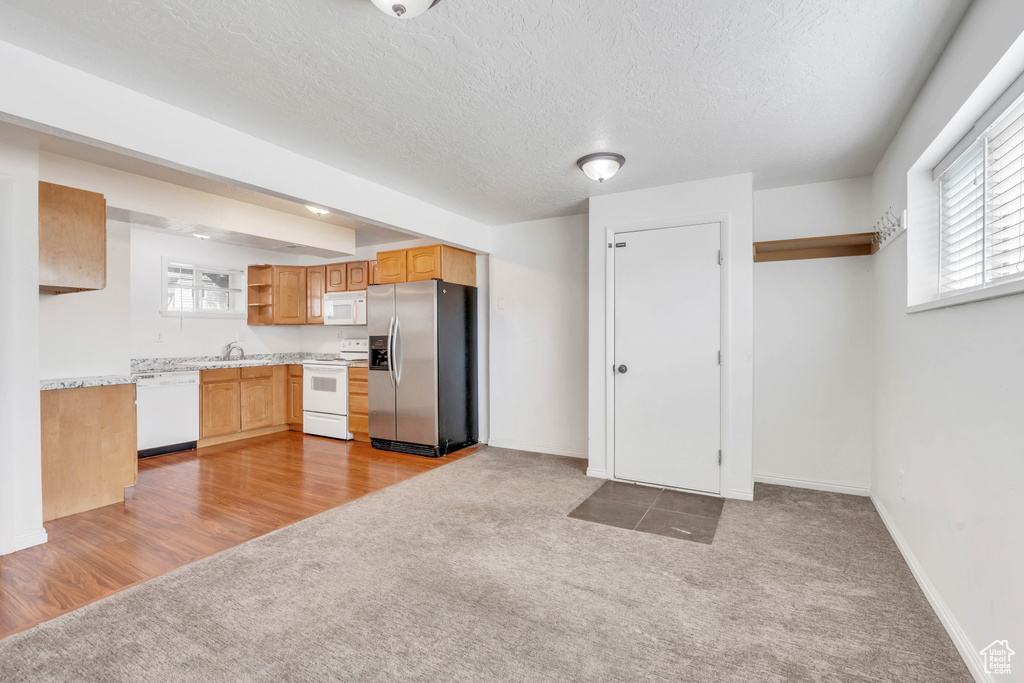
[368,284,397,441]
[394,281,439,446]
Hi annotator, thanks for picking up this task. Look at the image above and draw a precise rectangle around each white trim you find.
[871,495,989,682]
[754,473,869,497]
[486,439,588,459]
[604,215,729,496]
[907,277,1024,313]
[0,528,48,556]
[586,468,609,479]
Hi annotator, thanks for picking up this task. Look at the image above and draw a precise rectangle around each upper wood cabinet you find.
[273,266,307,325]
[39,182,107,295]
[376,249,408,284]
[369,259,379,285]
[346,261,369,291]
[326,263,347,292]
[374,245,476,287]
[307,265,326,325]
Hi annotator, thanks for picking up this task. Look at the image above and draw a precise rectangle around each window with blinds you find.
[164,262,245,316]
[938,93,1024,295]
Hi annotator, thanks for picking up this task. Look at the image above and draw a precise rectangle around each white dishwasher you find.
[135,371,201,458]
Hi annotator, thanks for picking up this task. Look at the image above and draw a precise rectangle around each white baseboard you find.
[585,468,608,479]
[871,495,988,683]
[0,527,48,556]
[754,473,870,497]
[486,439,588,459]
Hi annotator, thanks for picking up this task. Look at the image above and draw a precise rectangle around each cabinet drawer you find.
[348,367,367,382]
[201,368,240,383]
[348,379,367,396]
[349,393,368,417]
[240,366,274,379]
[348,414,369,434]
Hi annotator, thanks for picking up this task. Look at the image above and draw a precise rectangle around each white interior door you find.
[613,223,721,493]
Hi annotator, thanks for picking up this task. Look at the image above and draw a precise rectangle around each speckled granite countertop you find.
[41,375,136,391]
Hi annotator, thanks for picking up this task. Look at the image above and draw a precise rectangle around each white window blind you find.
[938,93,1024,295]
[165,262,244,316]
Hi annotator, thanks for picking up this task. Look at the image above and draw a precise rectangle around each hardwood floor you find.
[0,432,480,640]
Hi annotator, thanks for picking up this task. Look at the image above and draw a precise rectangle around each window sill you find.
[160,310,247,320]
[907,278,1024,313]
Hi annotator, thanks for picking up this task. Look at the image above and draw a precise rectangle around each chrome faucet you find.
[222,342,245,361]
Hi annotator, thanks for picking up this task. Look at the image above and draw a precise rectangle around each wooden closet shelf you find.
[753,232,879,263]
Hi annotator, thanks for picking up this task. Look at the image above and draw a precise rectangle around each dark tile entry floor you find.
[569,480,724,544]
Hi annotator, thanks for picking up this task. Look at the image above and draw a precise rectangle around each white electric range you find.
[302,338,368,440]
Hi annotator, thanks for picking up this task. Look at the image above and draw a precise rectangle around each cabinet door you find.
[241,378,273,431]
[346,261,369,291]
[376,249,407,284]
[369,260,378,285]
[307,265,326,325]
[273,266,307,325]
[201,382,241,438]
[288,375,304,425]
[406,245,443,282]
[39,182,107,294]
[326,263,347,292]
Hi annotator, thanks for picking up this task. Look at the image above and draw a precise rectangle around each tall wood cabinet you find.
[39,182,108,294]
[273,266,307,325]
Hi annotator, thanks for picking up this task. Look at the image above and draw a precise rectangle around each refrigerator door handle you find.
[394,316,403,387]
[387,315,396,388]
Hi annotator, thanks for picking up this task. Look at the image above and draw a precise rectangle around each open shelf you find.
[753,232,878,263]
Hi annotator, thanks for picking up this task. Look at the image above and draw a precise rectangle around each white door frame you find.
[605,213,731,496]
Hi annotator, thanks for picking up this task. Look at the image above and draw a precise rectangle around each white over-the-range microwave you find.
[323,291,367,325]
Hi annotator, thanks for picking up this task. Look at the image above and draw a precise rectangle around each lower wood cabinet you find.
[200,366,293,443]
[40,383,137,521]
[288,365,303,429]
[348,366,368,441]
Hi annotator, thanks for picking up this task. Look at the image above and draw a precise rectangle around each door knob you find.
[617,364,628,374]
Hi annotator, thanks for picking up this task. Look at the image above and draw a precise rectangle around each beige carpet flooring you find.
[0,448,970,682]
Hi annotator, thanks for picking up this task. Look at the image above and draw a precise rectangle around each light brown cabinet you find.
[288,365,304,428]
[326,263,347,292]
[240,367,274,431]
[369,259,379,285]
[346,261,370,291]
[307,265,326,325]
[41,383,137,521]
[376,249,408,284]
[273,266,307,325]
[374,245,476,287]
[201,379,241,439]
[39,181,108,295]
[348,367,369,441]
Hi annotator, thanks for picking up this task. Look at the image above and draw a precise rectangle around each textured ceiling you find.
[0,0,970,225]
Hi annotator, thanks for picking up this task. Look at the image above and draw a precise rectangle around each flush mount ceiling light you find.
[577,153,625,183]
[306,206,330,216]
[192,233,211,239]
[370,0,436,19]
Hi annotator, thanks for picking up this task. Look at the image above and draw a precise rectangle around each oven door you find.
[303,365,349,415]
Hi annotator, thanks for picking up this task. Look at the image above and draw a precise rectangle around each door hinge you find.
[718,450,722,465]
[608,242,613,248]
[718,250,722,265]
[718,350,722,365]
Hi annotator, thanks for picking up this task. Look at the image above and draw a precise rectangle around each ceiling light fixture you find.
[576,152,625,183]
[370,0,435,19]
[306,206,330,216]
[192,233,211,239]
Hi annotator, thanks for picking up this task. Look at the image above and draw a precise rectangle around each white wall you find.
[868,0,1024,677]
[0,123,46,555]
[588,174,755,499]
[752,178,874,494]
[131,228,306,359]
[488,215,588,458]
[39,219,131,379]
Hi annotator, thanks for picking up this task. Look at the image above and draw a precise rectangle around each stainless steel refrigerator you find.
[367,280,478,457]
